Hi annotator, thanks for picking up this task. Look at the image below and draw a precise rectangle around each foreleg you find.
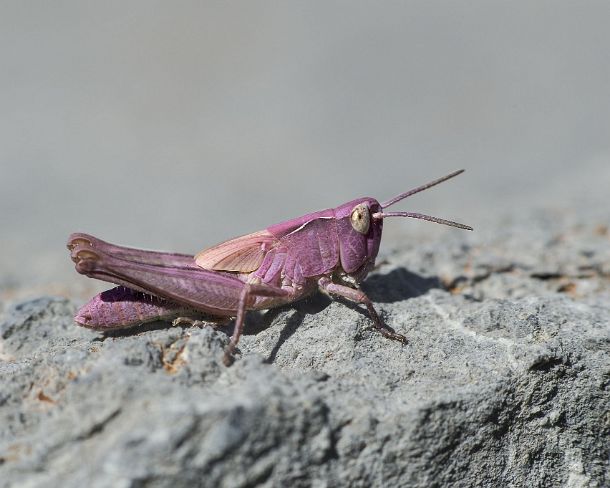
[318,277,407,343]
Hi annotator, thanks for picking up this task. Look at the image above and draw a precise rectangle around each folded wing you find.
[195,230,278,272]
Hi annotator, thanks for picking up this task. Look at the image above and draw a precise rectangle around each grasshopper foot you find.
[172,317,205,328]
[378,328,408,344]
[223,349,236,367]
[172,316,231,329]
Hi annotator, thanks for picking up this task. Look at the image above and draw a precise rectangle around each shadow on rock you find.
[261,269,440,363]
[96,270,438,360]
[96,321,187,339]
[97,318,232,340]
[362,268,443,303]
[262,294,333,364]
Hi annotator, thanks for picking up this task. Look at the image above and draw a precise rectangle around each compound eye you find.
[350,204,370,234]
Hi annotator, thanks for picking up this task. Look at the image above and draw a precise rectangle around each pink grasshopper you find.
[68,170,472,365]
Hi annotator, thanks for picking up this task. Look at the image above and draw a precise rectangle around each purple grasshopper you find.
[68,170,472,365]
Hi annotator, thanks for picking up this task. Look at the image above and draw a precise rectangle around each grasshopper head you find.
[335,170,472,278]
[334,197,384,276]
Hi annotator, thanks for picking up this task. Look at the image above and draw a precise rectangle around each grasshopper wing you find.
[195,230,278,272]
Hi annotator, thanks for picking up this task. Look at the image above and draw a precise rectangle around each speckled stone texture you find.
[1,211,609,487]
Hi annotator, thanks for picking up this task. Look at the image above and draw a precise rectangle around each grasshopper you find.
[68,170,472,365]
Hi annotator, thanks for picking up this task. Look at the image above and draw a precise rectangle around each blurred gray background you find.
[1,1,609,299]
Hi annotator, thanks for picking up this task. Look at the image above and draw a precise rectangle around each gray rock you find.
[1,213,609,487]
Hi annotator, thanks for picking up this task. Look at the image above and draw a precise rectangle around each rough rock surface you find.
[1,212,609,487]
